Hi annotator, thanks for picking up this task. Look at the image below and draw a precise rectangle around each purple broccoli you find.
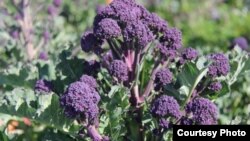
[34,79,53,93]
[231,37,248,50]
[79,75,98,89]
[109,60,129,82]
[185,98,218,125]
[151,95,181,119]
[155,68,173,86]
[94,18,121,39]
[208,81,222,92]
[81,31,103,53]
[208,53,230,77]
[60,81,100,123]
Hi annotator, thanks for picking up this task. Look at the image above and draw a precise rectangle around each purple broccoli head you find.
[94,18,121,39]
[160,28,182,50]
[158,118,170,129]
[185,98,218,125]
[39,52,48,60]
[155,68,173,86]
[208,81,222,92]
[181,47,198,61]
[60,81,100,122]
[109,60,129,82]
[123,21,153,48]
[79,75,98,89]
[232,37,248,50]
[109,0,140,24]
[143,13,168,34]
[81,31,103,53]
[208,53,230,77]
[34,79,53,93]
[151,95,181,119]
[157,44,177,59]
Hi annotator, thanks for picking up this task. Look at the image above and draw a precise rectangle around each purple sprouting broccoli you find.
[123,21,153,48]
[80,75,98,89]
[53,0,62,7]
[10,30,19,39]
[160,28,182,50]
[43,30,50,43]
[178,47,198,65]
[47,5,57,16]
[157,44,177,60]
[208,53,230,77]
[158,118,170,129]
[185,98,218,125]
[181,47,198,61]
[109,0,140,24]
[155,68,173,86]
[34,79,53,93]
[231,37,248,50]
[180,117,194,125]
[39,52,48,60]
[109,60,129,82]
[60,81,100,122]
[208,81,222,92]
[81,31,103,53]
[151,95,181,119]
[94,18,121,39]
[143,13,168,34]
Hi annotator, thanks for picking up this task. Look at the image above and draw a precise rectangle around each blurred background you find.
[0,0,250,140]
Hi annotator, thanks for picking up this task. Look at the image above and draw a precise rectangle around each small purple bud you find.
[208,81,222,92]
[34,79,53,93]
[10,30,19,39]
[53,0,62,7]
[14,14,22,21]
[181,47,198,61]
[43,30,50,43]
[48,5,57,16]
[39,52,48,60]
[231,37,248,50]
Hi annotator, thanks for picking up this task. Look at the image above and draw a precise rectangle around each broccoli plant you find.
[0,0,250,141]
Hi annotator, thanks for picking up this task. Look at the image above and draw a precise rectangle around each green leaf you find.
[0,65,36,89]
[0,88,80,135]
[177,63,200,89]
[176,63,208,106]
[56,49,85,83]
[37,128,75,141]
[102,85,129,141]
[36,61,56,80]
[0,131,9,141]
